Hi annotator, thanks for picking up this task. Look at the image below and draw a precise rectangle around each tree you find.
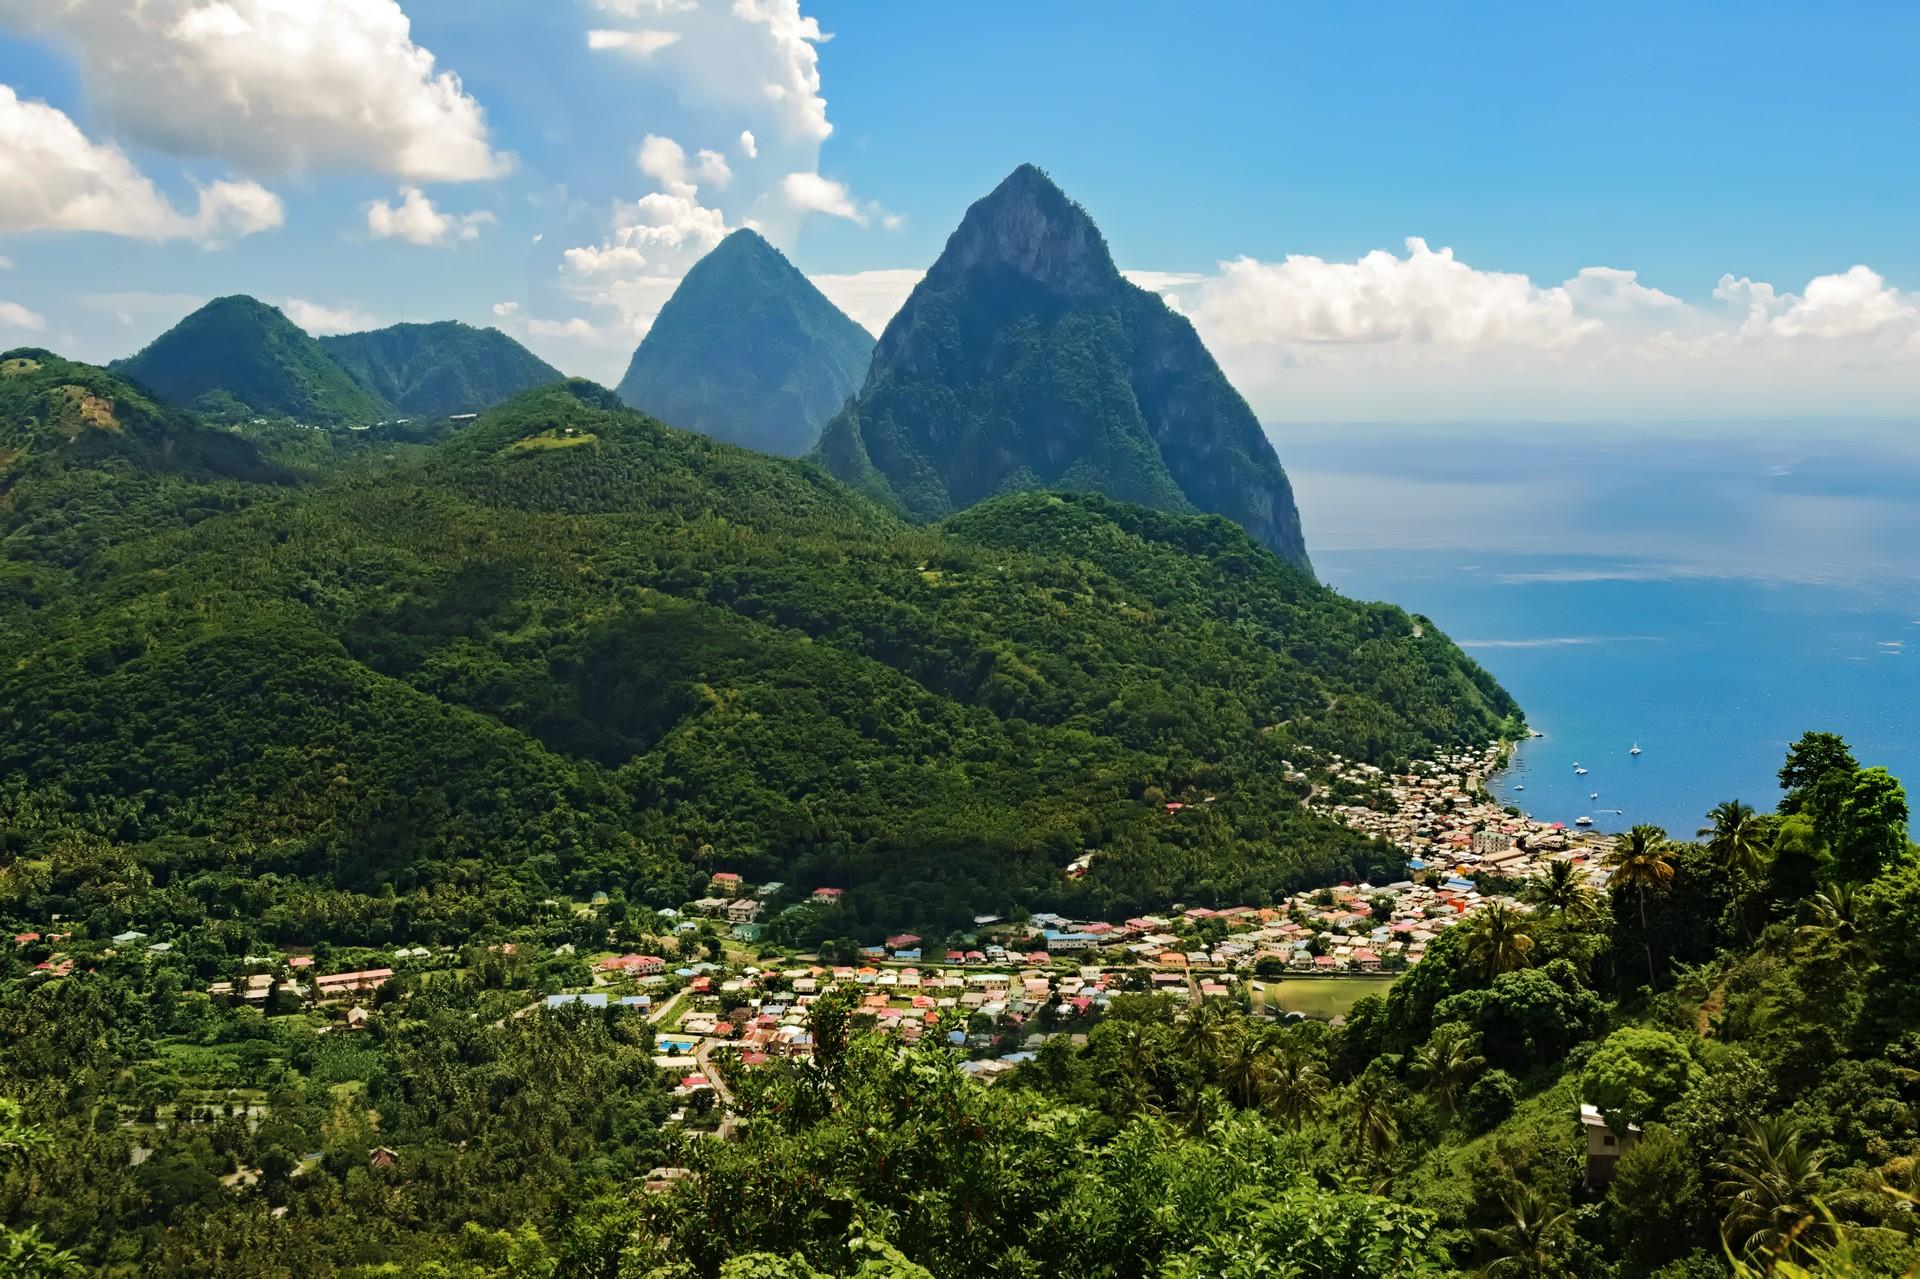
[1461,1070,1518,1134]
[1779,732,1857,814]
[1797,884,1872,967]
[1820,767,1910,883]
[1607,825,1676,987]
[1465,903,1535,981]
[1700,800,1769,878]
[1522,859,1596,921]
[1175,997,1239,1074]
[0,1226,83,1279]
[1409,1022,1484,1116]
[1583,1027,1701,1133]
[0,1099,52,1166]
[1473,1187,1575,1278]
[1263,1038,1329,1131]
[1608,1124,1707,1271]
[1713,1115,1830,1263]
[1341,1065,1403,1170]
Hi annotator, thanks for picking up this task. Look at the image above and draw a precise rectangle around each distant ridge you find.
[111,295,387,425]
[813,164,1311,573]
[321,320,563,418]
[615,228,875,457]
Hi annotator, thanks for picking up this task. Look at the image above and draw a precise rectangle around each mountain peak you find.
[923,164,1117,302]
[614,229,873,457]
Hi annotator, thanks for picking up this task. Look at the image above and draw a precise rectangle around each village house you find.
[315,968,394,998]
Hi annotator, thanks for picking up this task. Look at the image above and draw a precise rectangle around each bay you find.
[1277,421,1920,836]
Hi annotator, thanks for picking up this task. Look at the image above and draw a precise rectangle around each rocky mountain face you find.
[616,228,875,457]
[813,164,1311,573]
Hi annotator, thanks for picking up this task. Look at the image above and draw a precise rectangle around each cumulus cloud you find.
[0,0,510,181]
[283,298,375,336]
[781,172,895,228]
[529,316,600,340]
[0,85,282,244]
[366,187,495,246]
[739,130,758,159]
[492,301,520,318]
[0,300,45,330]
[637,134,731,196]
[809,268,922,336]
[1137,238,1920,420]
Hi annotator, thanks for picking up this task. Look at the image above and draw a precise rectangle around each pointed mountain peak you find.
[926,164,1117,301]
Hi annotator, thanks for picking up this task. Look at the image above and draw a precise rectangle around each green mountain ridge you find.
[814,164,1313,573]
[0,370,1517,932]
[615,228,875,457]
[320,320,564,419]
[110,295,389,425]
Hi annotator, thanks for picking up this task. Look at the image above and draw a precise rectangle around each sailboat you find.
[1630,741,1642,757]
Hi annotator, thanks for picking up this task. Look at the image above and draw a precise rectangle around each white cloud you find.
[739,130,758,159]
[781,171,894,228]
[529,316,600,340]
[0,0,510,181]
[636,134,728,196]
[591,0,697,13]
[0,84,282,244]
[366,187,495,246]
[0,300,45,330]
[810,268,923,336]
[1137,239,1920,420]
[283,298,375,336]
[1716,265,1915,341]
[587,28,680,56]
[563,244,652,276]
[0,255,12,270]
[492,301,520,318]
[1184,238,1599,350]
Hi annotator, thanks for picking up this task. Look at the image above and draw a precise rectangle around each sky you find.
[2,1,1919,422]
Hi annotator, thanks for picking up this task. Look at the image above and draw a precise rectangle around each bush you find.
[1461,1069,1518,1133]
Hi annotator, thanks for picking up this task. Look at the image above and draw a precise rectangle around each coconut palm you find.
[1474,1187,1575,1278]
[1103,1020,1162,1117]
[1796,883,1872,965]
[1700,799,1769,878]
[1606,824,1675,987]
[1175,996,1239,1073]
[1411,1023,1486,1115]
[1262,1039,1330,1131]
[1465,903,1536,980]
[0,1100,50,1166]
[1714,1115,1830,1261]
[1341,1069,1402,1167]
[1523,859,1597,921]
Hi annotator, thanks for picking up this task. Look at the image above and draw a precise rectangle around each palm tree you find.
[1411,1023,1486,1115]
[0,1100,50,1166]
[1215,1033,1269,1111]
[1340,1069,1402,1168]
[1465,903,1536,980]
[1104,1020,1162,1117]
[1262,1039,1329,1131]
[1474,1187,1575,1278]
[1606,824,1675,987]
[1797,884,1872,965]
[1523,859,1597,921]
[1714,1115,1830,1262]
[1175,996,1239,1075]
[1700,800,1769,878]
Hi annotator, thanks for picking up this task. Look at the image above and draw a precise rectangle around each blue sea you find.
[1277,421,1920,837]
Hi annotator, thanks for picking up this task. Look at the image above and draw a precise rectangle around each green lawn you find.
[1252,974,1398,1019]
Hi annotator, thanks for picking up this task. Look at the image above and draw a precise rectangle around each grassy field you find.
[1252,974,1399,1020]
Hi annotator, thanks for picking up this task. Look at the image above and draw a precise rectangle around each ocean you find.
[1277,421,1920,837]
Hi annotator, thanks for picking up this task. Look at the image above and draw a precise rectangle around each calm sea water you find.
[1277,421,1920,836]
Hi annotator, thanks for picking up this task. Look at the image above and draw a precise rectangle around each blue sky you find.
[2,1,1918,420]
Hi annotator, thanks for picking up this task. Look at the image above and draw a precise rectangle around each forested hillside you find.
[616,229,874,457]
[320,321,563,419]
[110,296,387,425]
[0,370,1516,941]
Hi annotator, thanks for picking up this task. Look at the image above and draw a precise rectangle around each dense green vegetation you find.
[1,736,1913,1276]
[111,296,388,425]
[616,229,875,458]
[0,370,1516,941]
[813,165,1311,572]
[320,321,564,419]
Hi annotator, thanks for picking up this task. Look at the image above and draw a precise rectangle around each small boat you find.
[1574,766,1589,776]
[1514,783,1525,792]
[1630,742,1642,756]
[1575,815,1593,826]
[1589,791,1599,800]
